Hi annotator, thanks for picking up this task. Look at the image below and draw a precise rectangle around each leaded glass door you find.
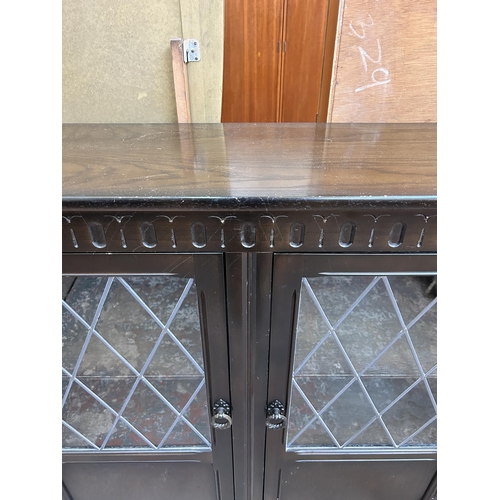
[62,253,234,500]
[263,254,437,500]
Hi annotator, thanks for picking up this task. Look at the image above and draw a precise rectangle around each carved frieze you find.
[62,208,437,253]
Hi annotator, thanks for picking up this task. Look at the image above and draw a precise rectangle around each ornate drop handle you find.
[211,399,232,430]
[265,400,287,430]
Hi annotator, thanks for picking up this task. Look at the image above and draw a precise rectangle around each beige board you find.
[62,0,224,123]
[328,0,436,122]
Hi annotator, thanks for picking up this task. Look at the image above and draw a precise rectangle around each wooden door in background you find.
[222,0,338,123]
[221,0,283,122]
[279,0,329,122]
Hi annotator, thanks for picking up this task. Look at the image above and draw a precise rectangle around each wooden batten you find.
[170,38,192,123]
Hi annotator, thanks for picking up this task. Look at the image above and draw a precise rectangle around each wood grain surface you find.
[328,0,436,122]
[62,123,436,201]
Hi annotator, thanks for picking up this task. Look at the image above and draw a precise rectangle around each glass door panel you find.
[62,275,212,452]
[287,274,437,451]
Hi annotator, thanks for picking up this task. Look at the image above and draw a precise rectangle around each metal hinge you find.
[182,39,201,63]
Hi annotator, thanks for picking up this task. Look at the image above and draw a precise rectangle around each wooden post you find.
[170,38,192,123]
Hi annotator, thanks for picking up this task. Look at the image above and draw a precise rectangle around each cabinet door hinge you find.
[182,39,201,63]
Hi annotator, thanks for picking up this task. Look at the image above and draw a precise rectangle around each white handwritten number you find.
[357,39,382,71]
[350,13,391,93]
[348,14,374,39]
[355,67,391,92]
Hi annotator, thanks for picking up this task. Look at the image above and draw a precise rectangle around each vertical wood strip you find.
[326,0,346,122]
[170,38,192,123]
[276,0,287,122]
[318,0,341,122]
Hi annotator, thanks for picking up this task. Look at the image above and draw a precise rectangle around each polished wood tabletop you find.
[62,123,436,204]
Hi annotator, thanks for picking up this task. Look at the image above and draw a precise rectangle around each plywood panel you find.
[328,0,436,122]
[221,0,283,122]
[280,0,329,122]
[180,0,224,123]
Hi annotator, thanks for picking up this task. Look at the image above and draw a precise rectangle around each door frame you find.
[62,252,235,500]
[263,252,437,500]
[224,253,276,500]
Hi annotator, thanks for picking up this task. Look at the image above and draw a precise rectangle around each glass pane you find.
[62,275,211,452]
[286,275,437,452]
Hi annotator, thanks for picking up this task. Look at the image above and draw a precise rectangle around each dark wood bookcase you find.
[62,123,437,500]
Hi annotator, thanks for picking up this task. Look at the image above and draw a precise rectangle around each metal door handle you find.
[211,399,232,430]
[266,400,287,429]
